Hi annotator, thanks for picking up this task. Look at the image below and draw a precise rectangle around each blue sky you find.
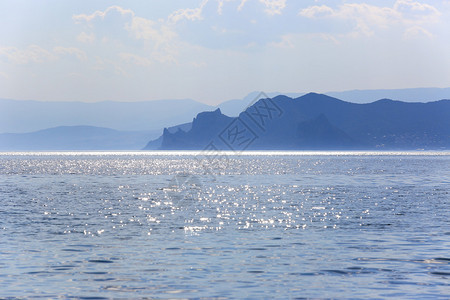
[0,0,449,104]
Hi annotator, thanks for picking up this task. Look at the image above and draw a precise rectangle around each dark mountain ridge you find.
[151,93,450,150]
[161,109,234,150]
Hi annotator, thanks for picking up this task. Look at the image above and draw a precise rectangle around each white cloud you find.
[299,1,441,37]
[215,0,255,14]
[91,56,129,77]
[259,0,286,15]
[77,32,95,43]
[299,5,334,18]
[270,34,295,48]
[311,33,340,45]
[119,52,152,66]
[0,45,56,64]
[299,3,399,34]
[215,0,285,15]
[217,0,225,14]
[168,0,209,23]
[53,46,87,61]
[0,45,88,64]
[270,32,340,50]
[395,0,439,15]
[238,0,249,11]
[126,17,178,63]
[215,0,286,16]
[73,5,180,64]
[2,1,448,103]
[217,0,247,14]
[403,25,433,39]
[394,0,441,24]
[127,17,176,44]
[72,5,134,23]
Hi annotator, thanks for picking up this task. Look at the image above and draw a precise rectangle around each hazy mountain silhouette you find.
[217,91,305,117]
[0,126,156,150]
[2,87,449,134]
[0,98,213,133]
[216,88,450,116]
[143,122,192,150]
[154,93,450,150]
[325,87,450,103]
[2,88,449,150]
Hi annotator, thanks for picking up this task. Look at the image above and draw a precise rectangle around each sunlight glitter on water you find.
[1,150,450,156]
[0,153,449,298]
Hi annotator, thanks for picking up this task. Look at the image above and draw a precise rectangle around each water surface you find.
[0,152,449,298]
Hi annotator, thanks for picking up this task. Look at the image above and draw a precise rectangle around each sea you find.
[0,151,449,299]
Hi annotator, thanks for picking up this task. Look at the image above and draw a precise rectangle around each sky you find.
[0,0,449,105]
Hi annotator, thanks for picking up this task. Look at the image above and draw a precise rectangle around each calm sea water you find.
[0,152,449,299]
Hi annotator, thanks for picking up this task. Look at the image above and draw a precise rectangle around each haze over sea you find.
[0,151,449,299]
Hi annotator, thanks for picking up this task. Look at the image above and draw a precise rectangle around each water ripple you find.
[0,153,449,299]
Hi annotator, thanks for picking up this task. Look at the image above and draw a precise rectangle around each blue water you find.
[0,152,449,298]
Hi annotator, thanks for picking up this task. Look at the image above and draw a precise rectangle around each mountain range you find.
[150,93,450,150]
[1,87,449,150]
[0,126,155,151]
[0,98,212,133]
[2,87,450,134]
